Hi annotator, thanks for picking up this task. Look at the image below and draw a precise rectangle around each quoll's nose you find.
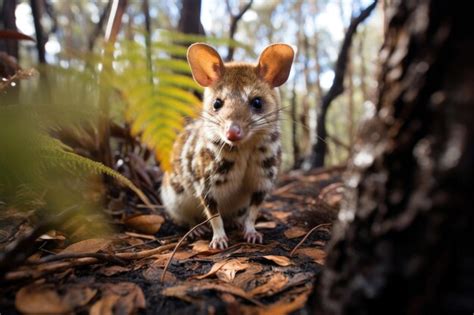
[226,123,243,142]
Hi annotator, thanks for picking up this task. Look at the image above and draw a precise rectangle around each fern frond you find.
[39,137,153,208]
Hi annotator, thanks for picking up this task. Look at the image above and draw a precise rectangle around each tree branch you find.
[311,1,377,168]
[225,0,254,61]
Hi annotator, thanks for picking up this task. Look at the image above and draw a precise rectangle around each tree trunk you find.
[0,0,18,60]
[310,1,376,168]
[178,0,204,35]
[313,0,474,314]
[30,0,46,63]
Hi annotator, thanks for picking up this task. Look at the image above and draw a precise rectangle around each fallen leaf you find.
[190,240,212,252]
[262,255,292,266]
[271,210,291,221]
[60,238,111,254]
[125,214,164,234]
[255,221,277,229]
[294,247,326,265]
[247,289,310,315]
[15,283,96,314]
[216,258,250,282]
[195,259,230,279]
[249,273,288,297]
[38,230,66,241]
[284,227,307,239]
[162,281,261,306]
[152,251,195,267]
[91,282,145,315]
[98,265,130,277]
[143,264,176,282]
[232,263,264,290]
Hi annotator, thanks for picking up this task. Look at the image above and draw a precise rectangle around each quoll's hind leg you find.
[200,195,228,249]
[242,191,266,244]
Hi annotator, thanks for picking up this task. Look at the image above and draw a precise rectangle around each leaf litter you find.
[1,167,343,314]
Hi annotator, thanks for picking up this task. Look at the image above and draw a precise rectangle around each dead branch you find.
[311,1,377,168]
[4,243,177,282]
[225,0,254,61]
[290,223,332,256]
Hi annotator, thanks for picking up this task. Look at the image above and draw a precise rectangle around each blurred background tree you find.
[2,0,383,173]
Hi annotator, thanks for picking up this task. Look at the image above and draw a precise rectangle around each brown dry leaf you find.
[249,273,288,297]
[90,294,120,315]
[162,281,260,306]
[262,255,292,266]
[255,221,277,229]
[232,263,264,290]
[38,230,66,241]
[216,258,250,282]
[295,247,326,265]
[284,226,307,239]
[195,259,230,279]
[15,283,96,314]
[60,238,111,254]
[248,289,310,315]
[98,265,130,277]
[190,240,213,253]
[143,264,176,283]
[125,214,164,234]
[271,210,291,222]
[91,282,145,315]
[152,251,195,267]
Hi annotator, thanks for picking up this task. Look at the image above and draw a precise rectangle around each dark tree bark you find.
[225,0,253,61]
[313,0,474,314]
[310,1,377,168]
[0,0,18,60]
[178,0,205,35]
[30,0,46,63]
[290,73,300,169]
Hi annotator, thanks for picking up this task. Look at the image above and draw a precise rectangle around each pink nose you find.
[226,124,243,142]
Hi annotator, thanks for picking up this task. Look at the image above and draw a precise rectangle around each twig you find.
[161,214,219,282]
[290,223,332,256]
[33,252,126,265]
[4,243,177,282]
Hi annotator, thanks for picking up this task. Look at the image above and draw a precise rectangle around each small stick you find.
[5,243,177,281]
[161,214,219,282]
[34,252,126,265]
[289,223,332,257]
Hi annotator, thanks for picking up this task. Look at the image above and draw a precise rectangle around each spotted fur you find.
[161,43,294,249]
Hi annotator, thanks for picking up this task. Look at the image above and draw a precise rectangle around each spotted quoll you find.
[161,43,295,249]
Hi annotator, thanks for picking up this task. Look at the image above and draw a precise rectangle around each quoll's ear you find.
[187,43,224,87]
[257,43,295,87]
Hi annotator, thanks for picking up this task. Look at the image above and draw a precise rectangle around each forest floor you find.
[0,166,344,315]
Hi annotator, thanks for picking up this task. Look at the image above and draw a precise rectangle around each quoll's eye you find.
[250,97,263,112]
[213,98,223,111]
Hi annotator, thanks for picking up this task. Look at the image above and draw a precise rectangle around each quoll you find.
[161,42,295,249]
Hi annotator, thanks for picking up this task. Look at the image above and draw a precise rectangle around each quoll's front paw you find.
[244,230,263,244]
[209,234,229,250]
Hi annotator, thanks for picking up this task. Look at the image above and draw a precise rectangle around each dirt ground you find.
[0,166,344,315]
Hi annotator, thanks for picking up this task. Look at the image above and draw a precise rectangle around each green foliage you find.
[0,67,150,216]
